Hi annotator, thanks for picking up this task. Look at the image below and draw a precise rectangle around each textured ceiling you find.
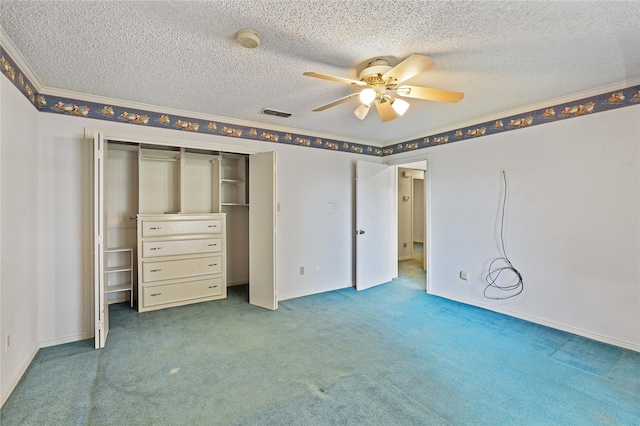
[1,1,639,146]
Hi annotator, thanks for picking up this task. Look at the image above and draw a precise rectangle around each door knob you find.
[356,230,365,235]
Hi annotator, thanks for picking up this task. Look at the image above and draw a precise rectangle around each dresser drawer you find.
[142,219,222,237]
[142,277,224,307]
[142,238,222,258]
[142,256,223,282]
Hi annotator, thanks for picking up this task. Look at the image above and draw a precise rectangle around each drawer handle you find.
[150,247,162,251]
[208,244,217,247]
[149,226,162,230]
[208,263,218,267]
[208,225,214,228]
[208,285,218,289]
[150,268,162,272]
[150,292,162,297]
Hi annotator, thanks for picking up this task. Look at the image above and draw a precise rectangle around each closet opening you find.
[104,141,252,310]
[91,128,276,348]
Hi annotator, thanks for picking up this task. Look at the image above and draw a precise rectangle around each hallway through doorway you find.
[397,242,425,290]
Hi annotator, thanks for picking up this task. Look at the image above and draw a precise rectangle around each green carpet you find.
[2,251,638,425]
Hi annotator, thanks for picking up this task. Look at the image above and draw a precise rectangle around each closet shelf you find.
[106,266,133,273]
[105,284,132,294]
[105,247,134,307]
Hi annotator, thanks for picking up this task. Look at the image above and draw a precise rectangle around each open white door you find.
[356,160,392,290]
[249,151,277,310]
[93,131,108,348]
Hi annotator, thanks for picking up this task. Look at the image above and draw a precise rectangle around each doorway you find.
[395,160,427,290]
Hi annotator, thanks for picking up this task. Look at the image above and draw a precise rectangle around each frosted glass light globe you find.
[359,88,376,105]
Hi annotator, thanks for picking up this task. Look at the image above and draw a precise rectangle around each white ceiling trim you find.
[385,76,640,147]
[43,85,375,146]
[0,26,43,92]
[30,66,640,150]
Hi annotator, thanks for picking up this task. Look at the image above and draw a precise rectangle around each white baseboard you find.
[430,290,640,352]
[278,283,352,302]
[0,341,39,409]
[39,332,89,349]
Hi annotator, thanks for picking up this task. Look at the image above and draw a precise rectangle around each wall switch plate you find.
[300,266,304,275]
[328,203,334,212]
[459,270,469,280]
[5,330,10,352]
[315,264,320,273]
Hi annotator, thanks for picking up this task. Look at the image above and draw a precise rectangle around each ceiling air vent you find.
[260,108,293,118]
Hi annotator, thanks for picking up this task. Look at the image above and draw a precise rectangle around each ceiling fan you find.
[303,54,463,122]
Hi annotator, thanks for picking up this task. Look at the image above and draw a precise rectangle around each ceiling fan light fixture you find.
[391,98,410,116]
[354,103,370,120]
[359,88,376,105]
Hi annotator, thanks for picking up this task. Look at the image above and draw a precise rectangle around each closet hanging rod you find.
[140,156,179,162]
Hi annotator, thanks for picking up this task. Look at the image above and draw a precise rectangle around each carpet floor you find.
[1,247,638,425]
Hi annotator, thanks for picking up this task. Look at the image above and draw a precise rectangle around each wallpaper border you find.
[2,45,639,157]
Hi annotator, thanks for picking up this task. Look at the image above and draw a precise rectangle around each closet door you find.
[249,151,277,310]
[92,131,108,348]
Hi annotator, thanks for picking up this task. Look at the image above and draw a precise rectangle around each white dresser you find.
[137,213,227,312]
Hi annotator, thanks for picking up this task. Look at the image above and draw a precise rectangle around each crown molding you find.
[385,76,640,147]
[0,25,44,92]
[41,86,378,147]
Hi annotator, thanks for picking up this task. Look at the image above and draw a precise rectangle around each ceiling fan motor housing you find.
[359,59,392,85]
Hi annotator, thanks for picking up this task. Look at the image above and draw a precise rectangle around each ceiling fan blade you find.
[374,99,398,122]
[396,85,464,103]
[303,72,366,87]
[311,92,359,112]
[382,54,435,84]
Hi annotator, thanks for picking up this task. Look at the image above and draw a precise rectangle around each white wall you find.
[0,77,41,404]
[391,105,640,350]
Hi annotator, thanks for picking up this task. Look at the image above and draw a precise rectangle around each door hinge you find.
[98,320,104,331]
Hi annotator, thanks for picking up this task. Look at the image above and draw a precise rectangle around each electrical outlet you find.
[315,264,320,273]
[300,266,305,275]
[5,330,11,352]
